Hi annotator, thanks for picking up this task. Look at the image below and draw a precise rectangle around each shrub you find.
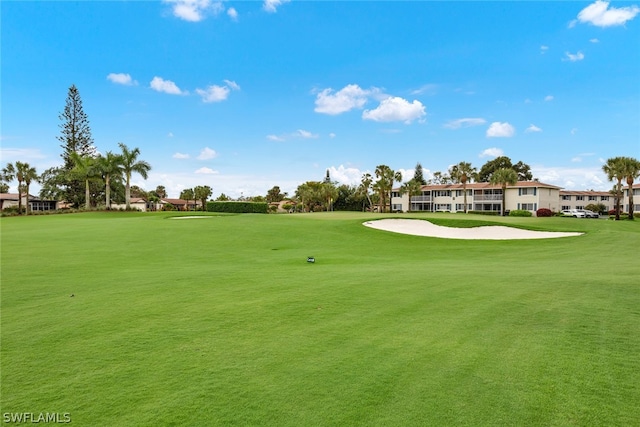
[536,208,554,217]
[206,201,268,214]
[467,210,500,216]
[509,209,533,217]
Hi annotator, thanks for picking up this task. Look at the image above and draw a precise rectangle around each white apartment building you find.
[391,182,640,216]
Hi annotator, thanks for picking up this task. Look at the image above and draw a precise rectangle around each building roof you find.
[559,190,611,196]
[393,181,563,192]
[0,193,42,201]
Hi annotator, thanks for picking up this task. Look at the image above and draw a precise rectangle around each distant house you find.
[159,198,202,211]
[110,198,149,211]
[0,193,58,212]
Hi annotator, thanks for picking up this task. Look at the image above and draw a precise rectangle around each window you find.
[391,191,400,198]
[519,188,536,196]
[561,205,571,210]
[561,195,571,200]
[519,203,536,210]
[588,195,597,201]
[576,205,584,210]
[433,190,451,197]
[434,203,451,211]
[601,196,609,201]
[455,204,471,211]
[576,195,584,201]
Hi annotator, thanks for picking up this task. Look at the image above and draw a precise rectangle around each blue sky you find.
[2,0,639,198]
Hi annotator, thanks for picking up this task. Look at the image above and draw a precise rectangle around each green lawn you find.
[1,212,639,426]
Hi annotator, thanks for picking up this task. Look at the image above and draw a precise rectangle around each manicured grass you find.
[1,212,639,425]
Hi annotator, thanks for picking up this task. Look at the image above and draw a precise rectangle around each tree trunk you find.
[125,174,131,209]
[628,177,635,220]
[17,182,23,215]
[25,184,31,215]
[502,185,506,216]
[616,180,622,220]
[105,175,111,209]
[85,178,91,210]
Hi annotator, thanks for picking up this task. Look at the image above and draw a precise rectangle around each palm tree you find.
[19,163,39,214]
[119,143,151,209]
[2,163,19,212]
[490,168,518,216]
[70,152,99,210]
[180,188,195,211]
[194,185,213,211]
[97,151,123,210]
[450,161,476,213]
[618,156,640,220]
[400,179,423,212]
[375,165,402,213]
[359,173,374,212]
[602,157,626,220]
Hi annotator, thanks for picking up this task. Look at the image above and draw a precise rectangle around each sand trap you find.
[363,219,583,240]
[170,216,213,220]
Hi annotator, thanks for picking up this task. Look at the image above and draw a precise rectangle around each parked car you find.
[561,209,586,218]
[581,209,600,218]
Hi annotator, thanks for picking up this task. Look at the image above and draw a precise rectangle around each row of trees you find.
[602,156,640,220]
[1,85,153,214]
[179,186,213,211]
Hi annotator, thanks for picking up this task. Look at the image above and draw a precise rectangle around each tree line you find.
[2,85,638,219]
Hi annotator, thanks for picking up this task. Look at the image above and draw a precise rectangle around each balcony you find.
[473,194,502,201]
[410,195,432,202]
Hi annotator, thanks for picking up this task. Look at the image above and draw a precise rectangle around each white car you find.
[561,209,586,218]
[581,209,600,218]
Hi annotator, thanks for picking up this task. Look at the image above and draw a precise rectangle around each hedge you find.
[509,209,533,217]
[206,201,268,214]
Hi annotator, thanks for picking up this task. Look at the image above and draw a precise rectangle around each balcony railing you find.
[410,196,432,202]
[473,194,502,201]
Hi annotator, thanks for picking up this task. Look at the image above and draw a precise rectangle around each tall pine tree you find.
[57,85,97,207]
[414,162,427,185]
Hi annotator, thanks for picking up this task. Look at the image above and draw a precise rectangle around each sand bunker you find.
[363,219,583,240]
[170,216,213,219]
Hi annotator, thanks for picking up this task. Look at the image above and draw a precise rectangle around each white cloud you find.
[590,38,600,43]
[107,73,137,86]
[443,118,486,129]
[540,45,549,54]
[571,128,578,135]
[197,147,217,160]
[196,85,230,103]
[196,80,239,103]
[168,132,174,138]
[267,135,285,142]
[544,95,554,101]
[532,165,609,190]
[397,168,415,182]
[173,152,190,159]
[164,0,224,22]
[479,148,504,158]
[150,77,186,95]
[329,133,336,138]
[575,1,639,27]
[0,147,47,162]
[314,84,373,115]
[362,97,426,124]
[411,84,438,96]
[223,80,240,91]
[263,0,290,13]
[486,122,515,138]
[564,51,585,62]
[327,165,365,186]
[525,124,543,133]
[195,167,218,174]
[227,7,238,20]
[294,129,319,139]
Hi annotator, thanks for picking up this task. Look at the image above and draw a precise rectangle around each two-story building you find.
[391,181,563,215]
